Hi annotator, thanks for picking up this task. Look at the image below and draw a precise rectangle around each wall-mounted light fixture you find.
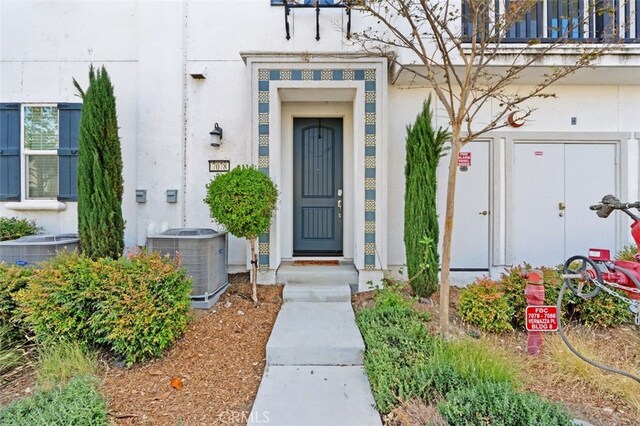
[209,123,223,147]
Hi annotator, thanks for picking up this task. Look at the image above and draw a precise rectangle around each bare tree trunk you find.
[250,237,258,306]
[439,132,462,339]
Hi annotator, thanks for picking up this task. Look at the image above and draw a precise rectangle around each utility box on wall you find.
[146,228,228,309]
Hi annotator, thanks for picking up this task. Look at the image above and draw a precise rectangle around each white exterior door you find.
[438,141,490,270]
[512,143,617,267]
[564,144,617,258]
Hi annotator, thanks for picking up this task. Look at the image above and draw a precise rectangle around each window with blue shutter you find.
[57,103,81,201]
[0,103,81,202]
[0,104,21,201]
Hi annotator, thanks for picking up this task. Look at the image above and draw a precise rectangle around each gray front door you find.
[293,118,343,255]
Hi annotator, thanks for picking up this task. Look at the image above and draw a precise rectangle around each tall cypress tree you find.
[404,97,449,297]
[73,66,124,259]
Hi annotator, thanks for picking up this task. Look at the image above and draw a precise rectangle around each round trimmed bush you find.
[204,165,277,303]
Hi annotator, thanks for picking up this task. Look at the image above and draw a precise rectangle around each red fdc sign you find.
[457,152,471,167]
[525,306,558,331]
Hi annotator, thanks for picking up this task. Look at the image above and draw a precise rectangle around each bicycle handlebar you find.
[589,201,640,211]
[589,194,640,218]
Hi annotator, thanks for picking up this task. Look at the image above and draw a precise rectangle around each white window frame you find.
[20,104,59,201]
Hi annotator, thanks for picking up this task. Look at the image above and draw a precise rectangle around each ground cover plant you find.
[355,284,571,424]
[0,340,107,425]
[0,375,108,425]
[0,217,41,241]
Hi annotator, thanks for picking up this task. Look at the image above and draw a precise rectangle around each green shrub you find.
[615,244,638,261]
[0,375,107,425]
[457,277,514,333]
[16,254,103,344]
[0,264,34,342]
[17,252,191,366]
[566,289,633,327]
[438,381,572,426]
[500,265,561,328]
[404,97,448,298]
[95,252,192,365]
[37,342,99,390]
[499,265,632,329]
[357,287,518,414]
[0,217,41,241]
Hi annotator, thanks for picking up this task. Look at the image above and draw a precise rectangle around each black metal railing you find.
[462,0,639,43]
[274,0,352,40]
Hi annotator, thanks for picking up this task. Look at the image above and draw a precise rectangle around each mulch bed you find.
[1,274,282,426]
[353,286,640,426]
[103,276,282,425]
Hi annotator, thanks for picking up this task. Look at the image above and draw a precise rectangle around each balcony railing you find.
[462,0,639,43]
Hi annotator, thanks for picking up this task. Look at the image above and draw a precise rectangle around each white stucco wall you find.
[1,0,638,282]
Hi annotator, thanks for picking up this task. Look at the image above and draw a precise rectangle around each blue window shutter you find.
[0,103,21,201]
[57,103,82,201]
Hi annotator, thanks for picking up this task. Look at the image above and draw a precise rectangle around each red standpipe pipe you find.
[524,270,545,355]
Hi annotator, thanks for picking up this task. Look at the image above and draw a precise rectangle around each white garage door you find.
[512,143,617,267]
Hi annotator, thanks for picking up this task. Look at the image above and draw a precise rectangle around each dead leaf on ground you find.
[170,377,183,390]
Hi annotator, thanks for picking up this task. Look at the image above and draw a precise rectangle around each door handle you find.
[559,202,565,217]
[479,210,489,216]
[337,199,342,219]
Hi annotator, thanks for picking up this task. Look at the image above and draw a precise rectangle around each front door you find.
[293,118,343,256]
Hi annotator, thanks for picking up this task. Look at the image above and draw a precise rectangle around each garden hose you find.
[556,283,640,384]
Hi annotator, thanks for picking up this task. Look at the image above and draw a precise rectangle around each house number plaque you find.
[209,160,231,173]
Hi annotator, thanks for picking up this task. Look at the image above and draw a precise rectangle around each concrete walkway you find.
[249,272,382,426]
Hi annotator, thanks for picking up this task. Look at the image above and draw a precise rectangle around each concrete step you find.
[283,283,351,302]
[277,263,358,289]
[248,365,382,426]
[266,302,365,366]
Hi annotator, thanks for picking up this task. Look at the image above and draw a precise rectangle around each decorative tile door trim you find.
[257,67,378,271]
